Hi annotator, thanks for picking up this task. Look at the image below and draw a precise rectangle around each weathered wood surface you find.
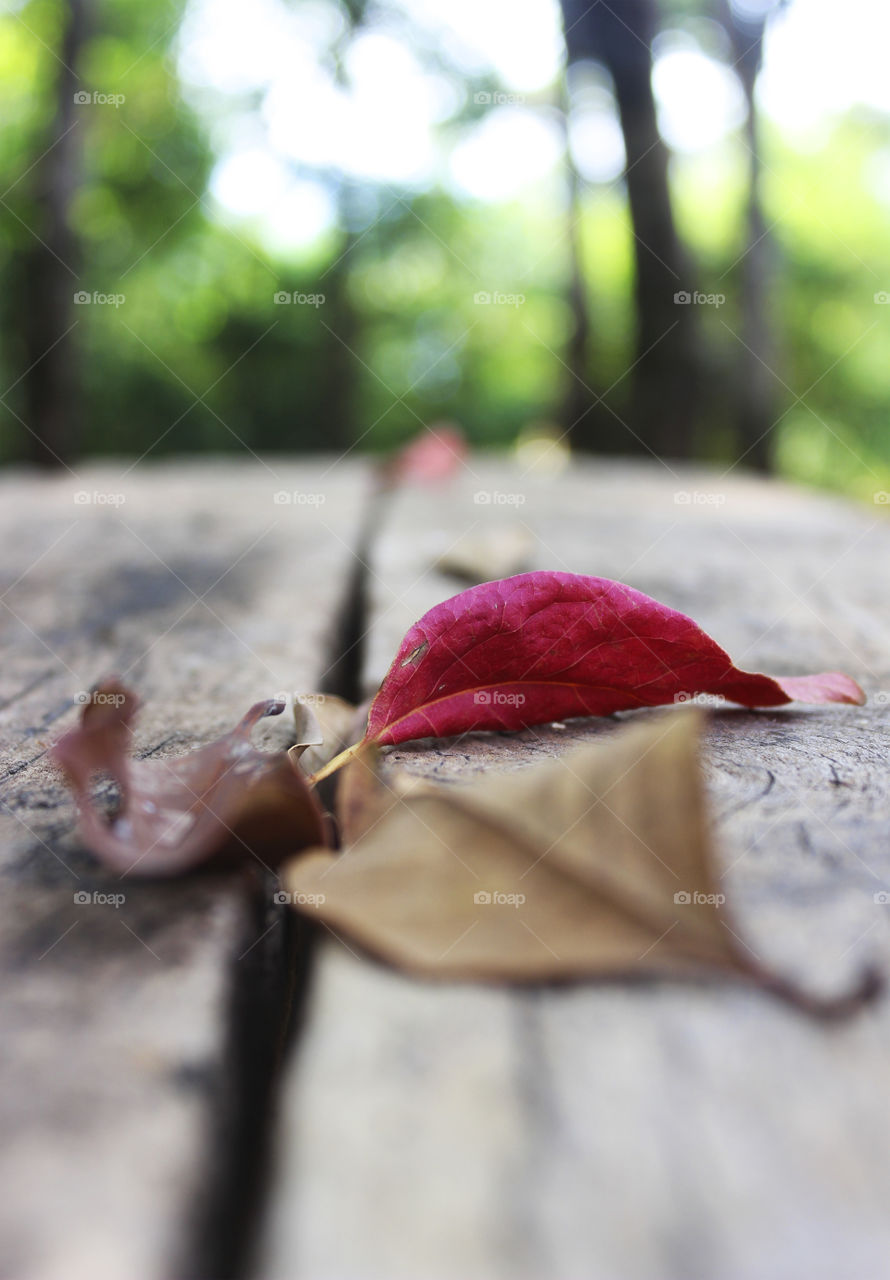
[0,459,364,1280]
[263,459,890,1280]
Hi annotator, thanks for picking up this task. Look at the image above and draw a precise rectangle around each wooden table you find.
[2,456,889,1280]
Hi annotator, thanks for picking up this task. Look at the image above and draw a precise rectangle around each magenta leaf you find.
[52,681,327,876]
[386,425,467,485]
[364,572,865,747]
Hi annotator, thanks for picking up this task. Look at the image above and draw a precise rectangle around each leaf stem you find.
[308,740,366,785]
[755,963,883,1021]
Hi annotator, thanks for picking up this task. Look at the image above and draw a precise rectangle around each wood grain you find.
[0,458,364,1280]
[263,458,890,1280]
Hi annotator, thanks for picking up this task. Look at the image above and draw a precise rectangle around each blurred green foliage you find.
[1,0,889,503]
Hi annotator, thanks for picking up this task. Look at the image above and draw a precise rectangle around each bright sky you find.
[176,0,890,248]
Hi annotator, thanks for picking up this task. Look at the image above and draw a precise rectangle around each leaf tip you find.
[775,672,867,707]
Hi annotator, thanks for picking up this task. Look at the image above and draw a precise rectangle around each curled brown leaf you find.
[53,681,328,876]
[290,693,360,777]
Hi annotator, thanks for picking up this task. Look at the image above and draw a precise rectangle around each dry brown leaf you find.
[286,711,879,1016]
[290,693,359,776]
[436,525,534,584]
[334,743,401,846]
[53,681,327,876]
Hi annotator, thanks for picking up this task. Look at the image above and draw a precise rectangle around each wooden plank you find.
[263,458,890,1280]
[0,458,365,1280]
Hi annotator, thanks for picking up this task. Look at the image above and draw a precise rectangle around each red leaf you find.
[364,572,865,747]
[52,681,327,875]
[387,424,467,485]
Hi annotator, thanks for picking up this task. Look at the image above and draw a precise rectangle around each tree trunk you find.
[318,187,361,457]
[558,86,612,451]
[20,0,89,468]
[559,0,702,461]
[720,1,778,473]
